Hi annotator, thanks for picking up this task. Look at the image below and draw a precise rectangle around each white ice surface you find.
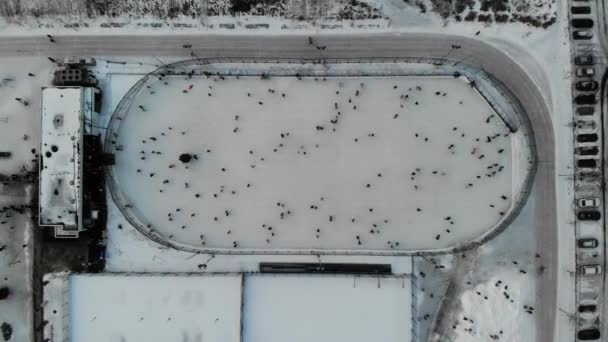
[109,74,518,252]
[68,273,243,342]
[243,274,412,342]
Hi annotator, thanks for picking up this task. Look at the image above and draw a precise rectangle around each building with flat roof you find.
[43,271,413,342]
[39,87,100,238]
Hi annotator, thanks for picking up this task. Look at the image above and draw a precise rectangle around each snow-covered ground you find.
[108,73,524,252]
[418,181,550,342]
[0,208,34,342]
[0,56,56,342]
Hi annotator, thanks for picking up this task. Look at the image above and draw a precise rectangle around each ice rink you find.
[108,74,528,252]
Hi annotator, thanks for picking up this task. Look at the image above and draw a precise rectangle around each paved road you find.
[0,33,559,342]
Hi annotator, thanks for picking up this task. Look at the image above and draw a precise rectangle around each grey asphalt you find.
[0,32,558,342]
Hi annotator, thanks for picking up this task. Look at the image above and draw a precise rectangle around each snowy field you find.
[108,74,525,252]
[243,274,412,342]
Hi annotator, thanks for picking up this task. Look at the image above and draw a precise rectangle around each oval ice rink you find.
[108,74,527,252]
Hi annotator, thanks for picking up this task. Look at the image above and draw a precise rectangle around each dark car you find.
[578,328,600,340]
[576,81,598,91]
[577,159,597,168]
[575,55,594,65]
[577,106,595,115]
[578,304,597,312]
[575,94,596,105]
[571,6,591,14]
[578,238,599,248]
[577,133,598,142]
[572,19,594,28]
[577,210,601,221]
[577,146,599,155]
[573,30,594,39]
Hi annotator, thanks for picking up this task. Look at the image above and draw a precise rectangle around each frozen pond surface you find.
[108,74,525,252]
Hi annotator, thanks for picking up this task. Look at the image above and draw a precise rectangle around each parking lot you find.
[569,1,607,339]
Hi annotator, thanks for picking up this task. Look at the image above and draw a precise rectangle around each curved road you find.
[0,33,559,342]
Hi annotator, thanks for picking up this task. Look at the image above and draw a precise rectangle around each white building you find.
[39,87,100,238]
[44,271,413,342]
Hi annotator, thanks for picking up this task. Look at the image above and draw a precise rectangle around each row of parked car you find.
[571,4,603,340]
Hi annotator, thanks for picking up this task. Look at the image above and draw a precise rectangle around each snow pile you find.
[450,272,537,341]
[109,74,521,252]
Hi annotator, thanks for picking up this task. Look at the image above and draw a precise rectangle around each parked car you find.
[579,264,602,275]
[578,238,599,248]
[578,328,600,340]
[576,146,599,156]
[576,171,602,182]
[577,133,598,142]
[579,304,597,312]
[577,106,595,115]
[577,210,601,220]
[577,68,595,77]
[577,158,597,168]
[572,19,594,28]
[575,55,594,65]
[574,30,594,39]
[571,6,591,14]
[576,81,598,92]
[578,198,600,208]
[575,94,596,105]
[577,120,597,129]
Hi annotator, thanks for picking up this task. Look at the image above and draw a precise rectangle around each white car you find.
[580,264,602,275]
[578,198,599,208]
[576,68,595,77]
